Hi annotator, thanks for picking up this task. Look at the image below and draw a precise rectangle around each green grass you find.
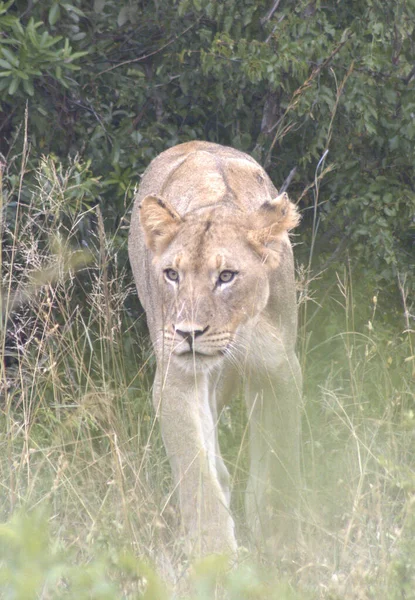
[0,154,414,598]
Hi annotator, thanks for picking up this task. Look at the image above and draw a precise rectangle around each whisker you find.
[222,344,245,377]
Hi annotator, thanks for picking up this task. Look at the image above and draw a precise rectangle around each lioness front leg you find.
[153,369,237,555]
[245,354,302,555]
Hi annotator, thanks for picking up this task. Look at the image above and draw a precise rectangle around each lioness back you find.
[135,141,279,215]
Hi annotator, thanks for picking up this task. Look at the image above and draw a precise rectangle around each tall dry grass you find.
[0,145,414,599]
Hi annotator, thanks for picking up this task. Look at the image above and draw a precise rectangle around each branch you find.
[316,232,353,273]
[95,20,199,77]
[265,31,354,165]
[404,65,415,85]
[279,167,297,193]
[261,0,282,26]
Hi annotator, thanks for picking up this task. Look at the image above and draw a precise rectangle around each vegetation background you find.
[0,0,414,598]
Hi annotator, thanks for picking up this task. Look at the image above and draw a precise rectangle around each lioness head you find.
[139,192,299,370]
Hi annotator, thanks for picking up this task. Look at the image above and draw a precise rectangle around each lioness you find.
[129,141,302,556]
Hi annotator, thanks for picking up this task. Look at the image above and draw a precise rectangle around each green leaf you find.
[48,3,61,26]
[64,50,89,61]
[15,69,29,80]
[93,0,106,12]
[10,17,24,36]
[26,18,40,47]
[0,58,12,69]
[1,47,18,67]
[61,4,86,17]
[0,0,15,15]
[224,15,233,33]
[71,32,86,41]
[130,130,143,145]
[117,6,129,27]
[22,77,34,96]
[384,205,396,216]
[8,76,19,94]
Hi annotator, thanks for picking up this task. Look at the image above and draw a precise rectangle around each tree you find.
[1,0,414,294]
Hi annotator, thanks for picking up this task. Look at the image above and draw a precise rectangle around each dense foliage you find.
[1,0,414,293]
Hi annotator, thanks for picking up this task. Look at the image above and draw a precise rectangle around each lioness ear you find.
[247,192,300,267]
[139,195,183,255]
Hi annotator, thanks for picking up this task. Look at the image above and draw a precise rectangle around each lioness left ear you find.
[247,192,300,267]
[139,194,183,255]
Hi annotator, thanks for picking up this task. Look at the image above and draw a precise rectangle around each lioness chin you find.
[129,141,302,557]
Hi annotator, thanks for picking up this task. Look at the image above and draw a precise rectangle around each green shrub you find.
[1,0,414,294]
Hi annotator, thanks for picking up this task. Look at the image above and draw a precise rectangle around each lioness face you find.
[155,213,270,368]
[139,191,300,371]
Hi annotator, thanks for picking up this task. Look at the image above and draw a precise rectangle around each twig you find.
[296,163,335,204]
[261,0,281,25]
[96,20,199,77]
[397,272,415,378]
[307,149,329,274]
[0,106,16,134]
[265,32,354,165]
[265,16,285,44]
[315,232,353,273]
[279,166,297,194]
[96,205,112,342]
[404,64,415,84]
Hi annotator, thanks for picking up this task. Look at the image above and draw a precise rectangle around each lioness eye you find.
[165,268,179,282]
[218,270,236,284]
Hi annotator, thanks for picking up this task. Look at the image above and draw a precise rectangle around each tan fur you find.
[129,142,302,556]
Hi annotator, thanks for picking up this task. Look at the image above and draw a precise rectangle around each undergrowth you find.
[0,150,414,599]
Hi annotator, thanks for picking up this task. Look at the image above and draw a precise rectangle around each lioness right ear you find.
[247,192,300,268]
[139,195,183,255]
[252,192,300,234]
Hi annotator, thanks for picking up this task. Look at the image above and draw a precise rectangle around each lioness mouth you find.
[178,349,221,358]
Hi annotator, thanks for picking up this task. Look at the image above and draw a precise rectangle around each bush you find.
[1,0,414,294]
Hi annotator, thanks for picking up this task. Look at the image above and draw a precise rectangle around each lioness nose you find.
[174,323,209,339]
